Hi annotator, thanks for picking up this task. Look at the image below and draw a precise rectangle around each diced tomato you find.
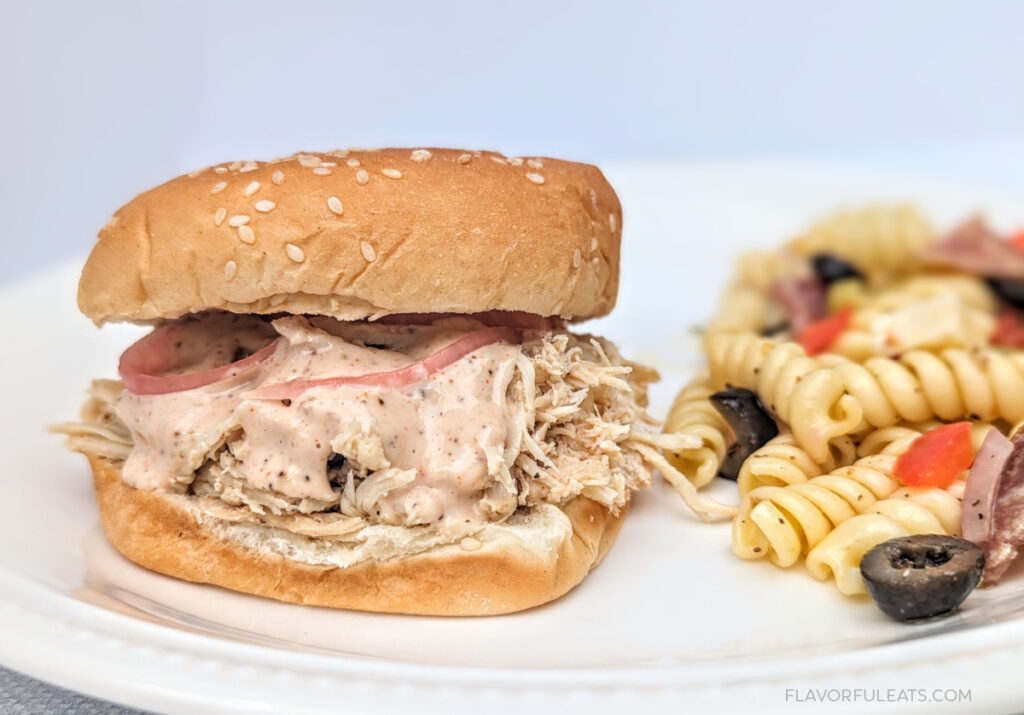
[796,305,852,356]
[894,422,975,489]
[992,310,1024,347]
[1011,229,1024,253]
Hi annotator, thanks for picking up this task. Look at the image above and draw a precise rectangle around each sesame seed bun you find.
[78,148,621,325]
[86,452,625,616]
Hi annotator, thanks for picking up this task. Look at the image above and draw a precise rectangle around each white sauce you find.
[115,315,521,527]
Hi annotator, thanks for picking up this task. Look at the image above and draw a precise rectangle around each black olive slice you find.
[760,320,790,337]
[860,534,984,622]
[811,253,864,287]
[986,278,1024,311]
[709,386,779,480]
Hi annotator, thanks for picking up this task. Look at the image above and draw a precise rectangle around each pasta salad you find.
[664,205,1024,620]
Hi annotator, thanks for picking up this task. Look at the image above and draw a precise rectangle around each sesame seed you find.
[228,215,250,227]
[214,166,229,174]
[270,293,287,306]
[187,168,206,178]
[458,153,472,165]
[320,161,338,168]
[592,256,600,268]
[214,208,227,226]
[327,196,344,215]
[327,149,350,158]
[490,156,508,165]
[347,158,361,168]
[254,200,276,213]
[228,161,242,171]
[609,213,618,232]
[573,248,582,268]
[526,172,545,185]
[285,243,305,262]
[239,161,259,173]
[243,181,261,197]
[381,168,403,179]
[211,181,227,195]
[360,241,376,261]
[237,225,255,244]
[224,260,237,281]
[312,167,332,176]
[527,158,543,169]
[355,169,369,185]
[296,154,321,168]
[591,237,598,252]
[508,157,524,166]
[271,170,285,185]
[410,149,432,162]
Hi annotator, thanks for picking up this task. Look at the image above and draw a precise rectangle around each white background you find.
[3,1,1024,282]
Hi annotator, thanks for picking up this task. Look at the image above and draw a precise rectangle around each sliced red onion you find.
[981,434,1024,584]
[251,326,519,400]
[962,429,1013,543]
[119,324,281,395]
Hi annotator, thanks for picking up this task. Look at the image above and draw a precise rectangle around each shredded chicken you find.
[51,380,132,461]
[57,331,709,538]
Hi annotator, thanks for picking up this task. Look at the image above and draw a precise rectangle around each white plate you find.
[3,162,1023,714]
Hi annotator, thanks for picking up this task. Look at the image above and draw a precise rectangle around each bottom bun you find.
[88,454,627,616]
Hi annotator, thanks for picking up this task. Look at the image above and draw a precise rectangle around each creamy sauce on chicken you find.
[115,315,520,527]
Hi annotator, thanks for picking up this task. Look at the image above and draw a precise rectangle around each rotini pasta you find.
[734,419,986,499]
[662,203,1024,606]
[706,330,1022,463]
[805,486,963,594]
[736,432,857,497]
[732,453,903,566]
[705,282,772,337]
[854,423,938,458]
[786,204,935,280]
[705,332,863,463]
[855,421,994,459]
[732,249,803,293]
[662,373,731,488]
[817,348,1024,427]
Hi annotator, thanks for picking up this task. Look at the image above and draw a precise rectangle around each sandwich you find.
[56,148,691,615]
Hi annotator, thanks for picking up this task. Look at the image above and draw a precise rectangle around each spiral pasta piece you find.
[706,333,812,416]
[662,374,731,488]
[823,348,1024,426]
[787,204,935,279]
[855,421,995,459]
[706,333,865,463]
[805,486,963,595]
[705,283,771,337]
[732,453,902,566]
[854,423,936,458]
[732,249,810,292]
[825,329,879,363]
[737,432,857,497]
[710,333,1022,461]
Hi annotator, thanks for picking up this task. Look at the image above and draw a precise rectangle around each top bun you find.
[78,148,621,324]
